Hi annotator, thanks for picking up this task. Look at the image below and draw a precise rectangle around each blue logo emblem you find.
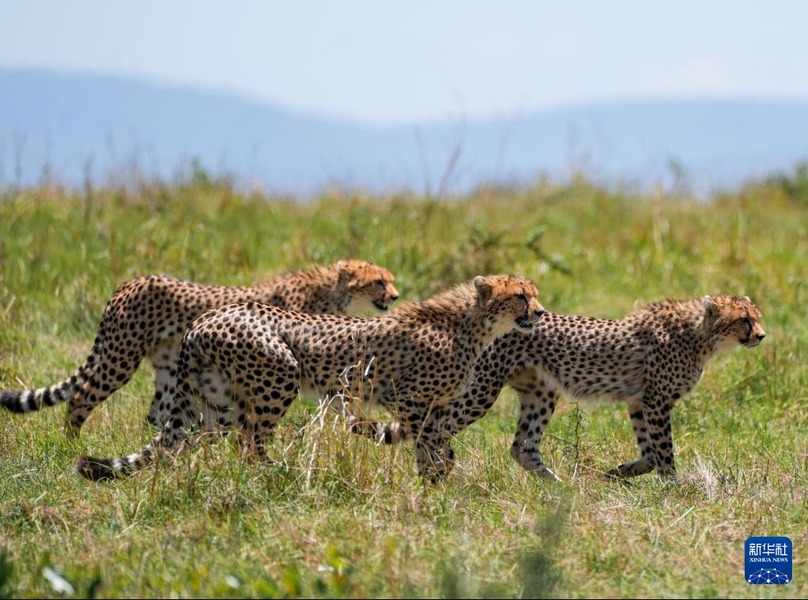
[745,536,792,584]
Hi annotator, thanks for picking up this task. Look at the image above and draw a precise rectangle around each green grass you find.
[0,173,806,598]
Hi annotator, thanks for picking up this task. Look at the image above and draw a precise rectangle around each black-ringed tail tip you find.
[76,457,114,481]
[76,455,144,482]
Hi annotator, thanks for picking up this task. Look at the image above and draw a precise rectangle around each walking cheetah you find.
[354,295,765,480]
[76,274,545,482]
[1,260,399,436]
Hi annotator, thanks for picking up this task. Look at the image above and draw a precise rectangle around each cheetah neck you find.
[702,331,741,359]
[638,299,732,364]
[253,269,347,314]
[391,289,501,356]
[444,314,495,351]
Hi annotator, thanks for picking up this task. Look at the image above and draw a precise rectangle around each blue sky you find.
[2,1,807,125]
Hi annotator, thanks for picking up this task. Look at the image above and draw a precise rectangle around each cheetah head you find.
[338,259,400,315]
[703,295,766,351]
[474,274,545,336]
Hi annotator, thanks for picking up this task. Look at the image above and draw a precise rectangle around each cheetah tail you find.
[0,361,95,414]
[76,444,157,482]
[348,418,406,445]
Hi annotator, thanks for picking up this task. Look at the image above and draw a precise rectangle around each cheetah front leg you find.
[508,368,561,481]
[413,433,455,484]
[397,405,455,483]
[349,350,516,447]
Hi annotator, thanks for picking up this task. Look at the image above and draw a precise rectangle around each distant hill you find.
[1,69,807,197]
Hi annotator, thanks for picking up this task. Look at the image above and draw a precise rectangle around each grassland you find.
[0,171,806,598]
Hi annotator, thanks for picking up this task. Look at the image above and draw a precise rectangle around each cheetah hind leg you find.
[604,401,656,480]
[404,410,456,483]
[234,341,302,464]
[146,338,183,429]
[76,339,208,481]
[192,365,270,462]
[64,347,142,437]
[509,374,561,481]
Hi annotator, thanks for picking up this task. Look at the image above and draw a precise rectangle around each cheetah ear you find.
[474,276,493,306]
[336,260,352,284]
[702,295,718,324]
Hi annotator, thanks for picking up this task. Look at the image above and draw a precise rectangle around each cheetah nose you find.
[756,332,766,341]
[535,309,546,320]
[390,294,399,301]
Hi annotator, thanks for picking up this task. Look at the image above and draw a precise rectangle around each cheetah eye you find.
[741,317,752,328]
[375,279,386,287]
[517,293,528,305]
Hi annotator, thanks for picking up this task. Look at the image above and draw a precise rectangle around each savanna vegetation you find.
[0,164,806,598]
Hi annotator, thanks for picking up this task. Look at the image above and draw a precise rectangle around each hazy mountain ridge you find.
[2,69,807,196]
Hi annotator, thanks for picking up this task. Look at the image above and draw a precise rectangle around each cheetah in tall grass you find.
[2,260,399,436]
[356,295,765,481]
[77,275,545,482]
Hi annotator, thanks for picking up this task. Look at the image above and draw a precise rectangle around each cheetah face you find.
[738,313,766,348]
[339,260,400,315]
[474,274,545,335]
[704,295,766,350]
[368,277,400,312]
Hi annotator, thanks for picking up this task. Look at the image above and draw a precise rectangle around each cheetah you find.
[76,274,545,482]
[355,295,765,481]
[1,260,399,436]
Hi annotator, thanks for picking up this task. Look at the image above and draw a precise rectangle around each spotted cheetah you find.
[355,295,765,481]
[76,274,545,482]
[1,260,399,437]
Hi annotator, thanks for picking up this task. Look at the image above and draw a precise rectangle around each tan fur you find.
[77,275,545,482]
[361,295,765,481]
[1,260,398,436]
